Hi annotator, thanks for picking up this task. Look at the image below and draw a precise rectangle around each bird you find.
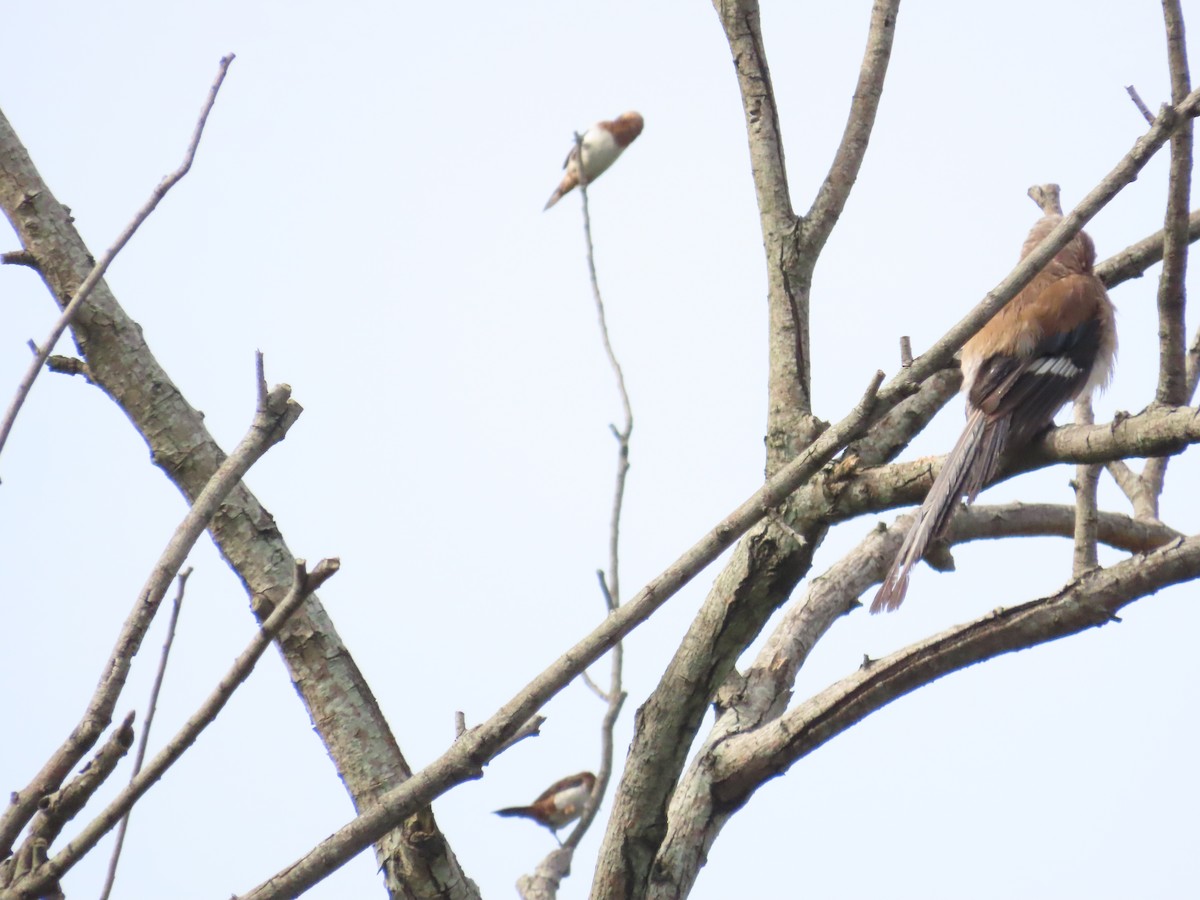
[871,210,1117,613]
[494,771,596,843]
[543,112,643,210]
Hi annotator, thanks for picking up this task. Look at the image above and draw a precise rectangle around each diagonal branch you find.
[0,55,234,462]
[803,0,901,253]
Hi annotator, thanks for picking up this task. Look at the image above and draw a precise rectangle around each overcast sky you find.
[2,2,1199,898]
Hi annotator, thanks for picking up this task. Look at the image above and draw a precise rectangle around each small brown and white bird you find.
[871,210,1117,613]
[494,771,596,842]
[543,112,643,210]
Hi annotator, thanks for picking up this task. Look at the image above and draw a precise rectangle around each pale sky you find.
[2,2,1198,898]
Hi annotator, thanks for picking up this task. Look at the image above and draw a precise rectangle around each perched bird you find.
[871,211,1117,613]
[543,112,643,210]
[494,771,596,843]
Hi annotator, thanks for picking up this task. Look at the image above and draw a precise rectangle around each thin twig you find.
[1126,85,1156,123]
[98,568,192,900]
[0,54,234,463]
[6,559,339,898]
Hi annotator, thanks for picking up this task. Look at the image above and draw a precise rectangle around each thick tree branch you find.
[712,0,813,457]
[1155,0,1193,407]
[820,405,1200,528]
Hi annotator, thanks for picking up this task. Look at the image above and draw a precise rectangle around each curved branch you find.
[710,532,1200,807]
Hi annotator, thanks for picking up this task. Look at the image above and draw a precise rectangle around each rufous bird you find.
[871,210,1117,613]
[543,112,644,210]
[494,771,596,843]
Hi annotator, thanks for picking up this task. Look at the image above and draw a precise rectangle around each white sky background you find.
[2,1,1199,897]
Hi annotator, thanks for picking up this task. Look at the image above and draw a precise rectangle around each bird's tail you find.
[871,409,1008,613]
[543,172,580,210]
[494,806,537,820]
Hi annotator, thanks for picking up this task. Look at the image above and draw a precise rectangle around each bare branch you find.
[1127,84,1157,123]
[17,713,135,852]
[98,568,192,900]
[1095,208,1200,286]
[0,55,234,463]
[709,532,1200,809]
[803,0,901,252]
[1071,397,1101,577]
[825,404,1200,530]
[1154,0,1193,407]
[5,559,340,898]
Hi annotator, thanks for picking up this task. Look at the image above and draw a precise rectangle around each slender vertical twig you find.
[571,147,631,845]
[1071,397,1101,577]
[98,568,193,900]
[515,136,633,899]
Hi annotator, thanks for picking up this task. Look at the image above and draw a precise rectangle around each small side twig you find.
[1126,84,1156,123]
[0,54,235,463]
[98,568,193,900]
[0,249,37,268]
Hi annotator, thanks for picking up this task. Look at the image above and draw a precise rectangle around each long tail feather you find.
[871,409,1000,613]
[494,806,537,820]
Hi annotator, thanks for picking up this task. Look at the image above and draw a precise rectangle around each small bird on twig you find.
[872,202,1117,613]
[494,771,596,844]
[543,112,644,210]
